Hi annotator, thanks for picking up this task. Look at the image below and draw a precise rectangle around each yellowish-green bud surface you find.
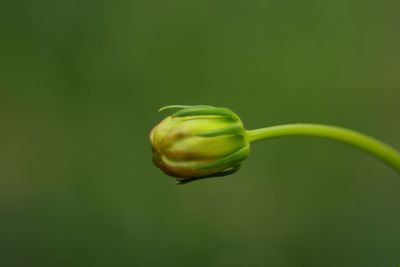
[150,105,250,180]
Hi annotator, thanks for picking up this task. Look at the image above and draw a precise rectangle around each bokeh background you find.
[1,0,400,266]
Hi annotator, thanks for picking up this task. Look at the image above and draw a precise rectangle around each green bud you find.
[150,105,250,180]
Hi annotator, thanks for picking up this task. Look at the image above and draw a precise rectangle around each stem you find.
[246,124,400,174]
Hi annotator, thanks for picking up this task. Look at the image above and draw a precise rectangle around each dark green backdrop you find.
[1,0,400,266]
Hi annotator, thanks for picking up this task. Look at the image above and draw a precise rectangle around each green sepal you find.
[196,125,244,137]
[199,145,250,170]
[158,105,194,112]
[177,164,241,184]
[173,106,239,121]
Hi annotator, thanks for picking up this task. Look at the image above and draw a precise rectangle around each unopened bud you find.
[150,105,250,180]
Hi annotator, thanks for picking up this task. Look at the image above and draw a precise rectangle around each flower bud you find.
[150,105,250,180]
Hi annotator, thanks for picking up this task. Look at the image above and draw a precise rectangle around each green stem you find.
[246,124,400,174]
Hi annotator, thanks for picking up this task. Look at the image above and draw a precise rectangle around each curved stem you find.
[246,124,400,174]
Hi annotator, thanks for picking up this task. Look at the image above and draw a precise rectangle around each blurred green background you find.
[1,0,400,266]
